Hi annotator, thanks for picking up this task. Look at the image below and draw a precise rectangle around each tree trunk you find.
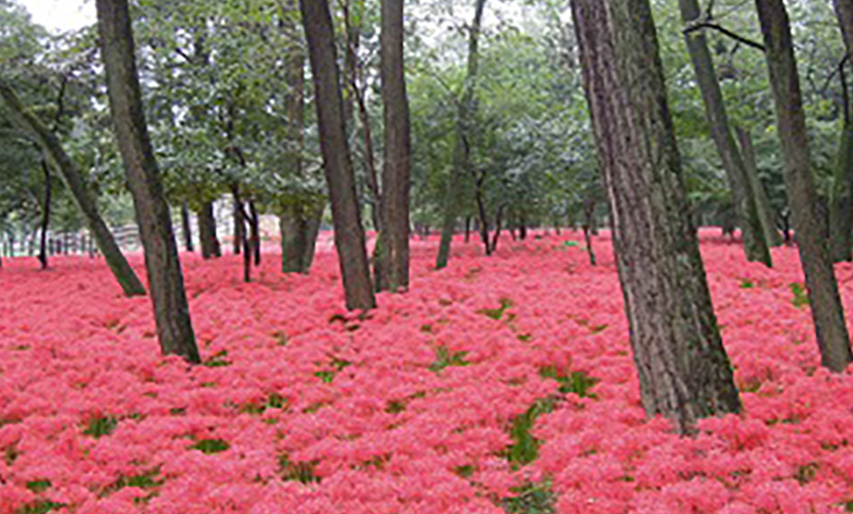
[0,78,145,296]
[755,0,852,372]
[489,203,505,254]
[436,0,487,269]
[249,200,261,265]
[830,119,853,262]
[233,191,243,255]
[678,0,772,266]
[572,0,741,433]
[465,216,472,242]
[833,0,853,58]
[197,200,221,259]
[736,126,783,247]
[38,159,51,270]
[280,205,308,273]
[96,0,199,363]
[181,201,193,252]
[303,202,324,270]
[381,0,411,291]
[300,0,376,310]
[583,197,597,266]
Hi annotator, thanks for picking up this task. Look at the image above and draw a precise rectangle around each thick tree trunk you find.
[303,202,323,270]
[756,0,852,372]
[197,200,221,259]
[96,0,199,363]
[280,206,308,273]
[572,0,741,433]
[181,201,193,252]
[0,78,146,296]
[381,0,411,291]
[678,0,771,266]
[833,0,853,57]
[38,159,51,270]
[436,0,487,269]
[736,126,783,247]
[300,0,376,310]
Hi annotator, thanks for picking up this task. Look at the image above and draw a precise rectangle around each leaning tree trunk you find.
[181,201,193,252]
[678,0,771,266]
[0,78,146,296]
[96,0,199,363]
[380,0,411,291]
[300,0,375,310]
[736,126,783,247]
[436,0,487,269]
[756,0,852,372]
[197,200,221,259]
[833,0,853,57]
[571,0,741,433]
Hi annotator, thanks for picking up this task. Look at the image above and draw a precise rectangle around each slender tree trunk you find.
[583,197,597,266]
[490,203,505,253]
[303,202,324,270]
[96,0,199,363]
[249,200,261,265]
[181,201,193,252]
[436,0,487,269]
[0,78,145,296]
[756,0,852,372]
[465,216,472,242]
[233,191,243,255]
[197,200,221,259]
[38,159,51,269]
[381,0,411,291]
[300,0,376,310]
[678,0,771,266]
[736,126,783,247]
[572,0,741,433]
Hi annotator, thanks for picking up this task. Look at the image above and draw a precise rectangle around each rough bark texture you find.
[436,0,487,269]
[96,0,199,363]
[571,0,741,433]
[300,0,376,310]
[197,200,221,259]
[678,0,771,266]
[756,0,852,372]
[736,126,783,247]
[380,0,411,290]
[830,2,853,262]
[0,78,146,296]
[181,201,193,252]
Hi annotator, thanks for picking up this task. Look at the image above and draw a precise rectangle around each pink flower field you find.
[2,231,853,514]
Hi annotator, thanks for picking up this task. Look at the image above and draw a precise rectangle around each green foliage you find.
[478,298,514,320]
[539,367,599,398]
[790,282,810,309]
[502,480,555,514]
[506,398,558,467]
[25,480,51,493]
[202,350,232,368]
[429,346,470,372]
[190,438,230,454]
[13,502,66,514]
[278,455,320,484]
[83,416,118,438]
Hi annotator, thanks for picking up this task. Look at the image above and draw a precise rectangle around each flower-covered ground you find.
[1,230,853,514]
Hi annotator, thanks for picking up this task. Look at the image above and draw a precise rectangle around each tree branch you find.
[683,22,765,52]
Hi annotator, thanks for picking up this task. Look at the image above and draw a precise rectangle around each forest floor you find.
[1,230,853,514]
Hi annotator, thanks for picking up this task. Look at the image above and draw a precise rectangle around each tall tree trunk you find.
[736,126,783,247]
[280,205,308,273]
[678,0,771,266]
[233,191,243,255]
[303,202,324,270]
[38,159,51,270]
[833,0,853,58]
[436,0,487,269]
[755,0,852,372]
[249,200,261,265]
[0,78,146,296]
[571,0,741,433]
[300,0,376,310]
[583,197,597,266]
[197,200,221,259]
[181,201,193,252]
[96,0,199,363]
[381,0,411,291]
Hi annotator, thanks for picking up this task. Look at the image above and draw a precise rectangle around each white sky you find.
[15,0,95,33]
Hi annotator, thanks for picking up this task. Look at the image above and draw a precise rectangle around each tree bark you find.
[755,0,852,372]
[830,3,853,262]
[833,0,853,58]
[96,0,199,363]
[249,200,261,265]
[38,159,51,270]
[232,190,243,255]
[572,0,741,433]
[197,200,221,259]
[380,0,411,291]
[736,126,783,247]
[678,0,772,266]
[181,201,193,253]
[0,78,146,296]
[300,0,375,310]
[436,0,487,269]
